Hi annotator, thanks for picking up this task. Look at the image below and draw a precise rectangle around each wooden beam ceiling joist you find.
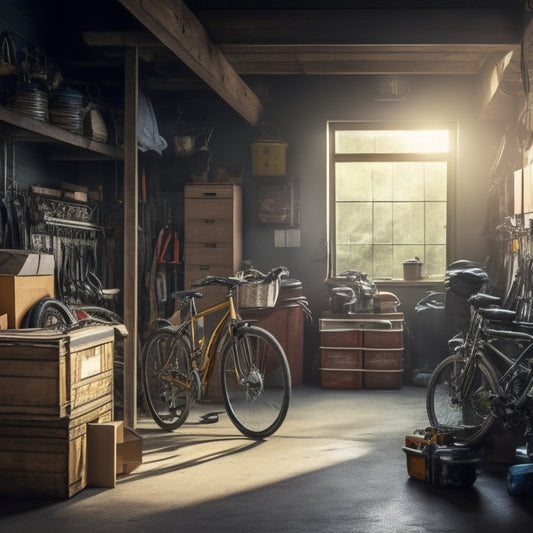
[115,0,263,126]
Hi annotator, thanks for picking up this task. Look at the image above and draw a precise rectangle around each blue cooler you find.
[507,464,533,496]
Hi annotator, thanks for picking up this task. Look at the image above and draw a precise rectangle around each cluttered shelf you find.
[0,105,122,159]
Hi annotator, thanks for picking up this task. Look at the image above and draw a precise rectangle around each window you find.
[328,123,455,280]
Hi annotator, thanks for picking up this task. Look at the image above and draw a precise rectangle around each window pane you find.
[337,244,372,274]
[392,162,424,201]
[393,203,424,244]
[336,129,449,154]
[336,162,372,201]
[425,202,447,244]
[425,162,447,201]
[424,245,446,278]
[372,163,393,201]
[373,203,392,243]
[373,245,393,278]
[336,203,372,244]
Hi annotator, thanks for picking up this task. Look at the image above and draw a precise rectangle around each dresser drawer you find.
[185,243,234,265]
[184,264,235,288]
[185,184,237,200]
[364,329,403,348]
[185,220,234,244]
[185,198,234,220]
[320,329,363,347]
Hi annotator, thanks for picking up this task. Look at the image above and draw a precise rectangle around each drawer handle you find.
[199,265,210,270]
[203,193,217,197]
[205,243,217,248]
[203,219,215,223]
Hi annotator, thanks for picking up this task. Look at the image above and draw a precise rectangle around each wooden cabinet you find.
[183,184,242,400]
[319,312,404,389]
[184,183,242,309]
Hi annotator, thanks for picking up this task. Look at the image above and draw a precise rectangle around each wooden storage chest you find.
[363,349,404,389]
[0,400,112,498]
[320,348,363,389]
[319,312,405,390]
[0,326,115,418]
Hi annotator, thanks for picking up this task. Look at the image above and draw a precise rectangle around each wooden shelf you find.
[0,105,122,160]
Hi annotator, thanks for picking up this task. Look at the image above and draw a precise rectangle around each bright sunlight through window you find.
[329,124,454,280]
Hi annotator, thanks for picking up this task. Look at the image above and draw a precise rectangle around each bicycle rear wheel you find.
[142,326,192,431]
[220,325,291,439]
[426,352,499,446]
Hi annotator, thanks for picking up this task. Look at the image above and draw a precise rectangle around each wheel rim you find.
[429,357,494,444]
[143,330,191,429]
[222,329,290,438]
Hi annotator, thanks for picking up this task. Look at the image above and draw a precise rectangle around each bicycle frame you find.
[482,327,533,408]
[163,289,242,397]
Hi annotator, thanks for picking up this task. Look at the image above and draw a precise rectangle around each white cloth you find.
[137,91,167,155]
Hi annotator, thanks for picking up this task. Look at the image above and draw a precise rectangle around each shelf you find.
[0,105,123,160]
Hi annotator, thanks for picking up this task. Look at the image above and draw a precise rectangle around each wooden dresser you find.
[184,183,242,311]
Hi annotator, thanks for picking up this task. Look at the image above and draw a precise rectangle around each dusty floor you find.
[1,385,532,532]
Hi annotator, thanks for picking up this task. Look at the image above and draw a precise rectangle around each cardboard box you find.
[87,421,143,488]
[0,250,54,276]
[0,314,6,329]
[87,421,123,488]
[117,427,143,475]
[0,274,55,328]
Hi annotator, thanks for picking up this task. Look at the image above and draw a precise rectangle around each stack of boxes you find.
[319,312,404,389]
[0,326,115,498]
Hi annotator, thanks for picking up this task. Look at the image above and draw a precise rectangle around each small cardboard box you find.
[0,274,55,328]
[117,427,143,475]
[87,421,143,488]
[0,250,54,276]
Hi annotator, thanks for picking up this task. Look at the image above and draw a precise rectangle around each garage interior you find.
[1,1,533,531]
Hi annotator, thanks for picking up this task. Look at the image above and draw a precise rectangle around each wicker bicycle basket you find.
[236,269,280,309]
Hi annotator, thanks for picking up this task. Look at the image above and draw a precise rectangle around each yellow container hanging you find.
[250,139,288,176]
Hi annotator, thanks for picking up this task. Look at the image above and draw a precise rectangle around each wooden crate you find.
[0,326,114,418]
[320,329,363,347]
[363,349,403,389]
[320,348,363,389]
[0,401,112,498]
[364,329,403,349]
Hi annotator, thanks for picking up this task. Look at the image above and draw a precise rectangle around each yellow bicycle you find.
[141,267,291,439]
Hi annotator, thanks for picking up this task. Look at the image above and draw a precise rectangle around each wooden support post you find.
[123,46,139,428]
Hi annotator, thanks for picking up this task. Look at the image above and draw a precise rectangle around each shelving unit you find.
[0,105,122,160]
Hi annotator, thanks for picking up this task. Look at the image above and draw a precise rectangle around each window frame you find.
[327,121,456,278]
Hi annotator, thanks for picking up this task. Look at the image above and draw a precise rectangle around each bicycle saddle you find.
[478,307,516,322]
[468,293,501,309]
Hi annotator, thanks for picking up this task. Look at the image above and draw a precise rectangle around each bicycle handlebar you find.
[192,266,289,289]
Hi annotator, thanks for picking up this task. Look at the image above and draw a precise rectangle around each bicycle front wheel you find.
[426,352,499,446]
[221,325,291,439]
[142,327,192,431]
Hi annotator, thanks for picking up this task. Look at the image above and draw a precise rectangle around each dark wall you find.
[208,74,509,382]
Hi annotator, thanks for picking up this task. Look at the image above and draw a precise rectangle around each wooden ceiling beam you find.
[115,0,263,126]
[193,8,522,46]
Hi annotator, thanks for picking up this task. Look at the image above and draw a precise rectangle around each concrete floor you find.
[1,385,532,533]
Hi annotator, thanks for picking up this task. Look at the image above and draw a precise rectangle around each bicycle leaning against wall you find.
[141,266,292,439]
[426,293,533,456]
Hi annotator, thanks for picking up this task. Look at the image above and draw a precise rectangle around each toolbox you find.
[403,428,480,487]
